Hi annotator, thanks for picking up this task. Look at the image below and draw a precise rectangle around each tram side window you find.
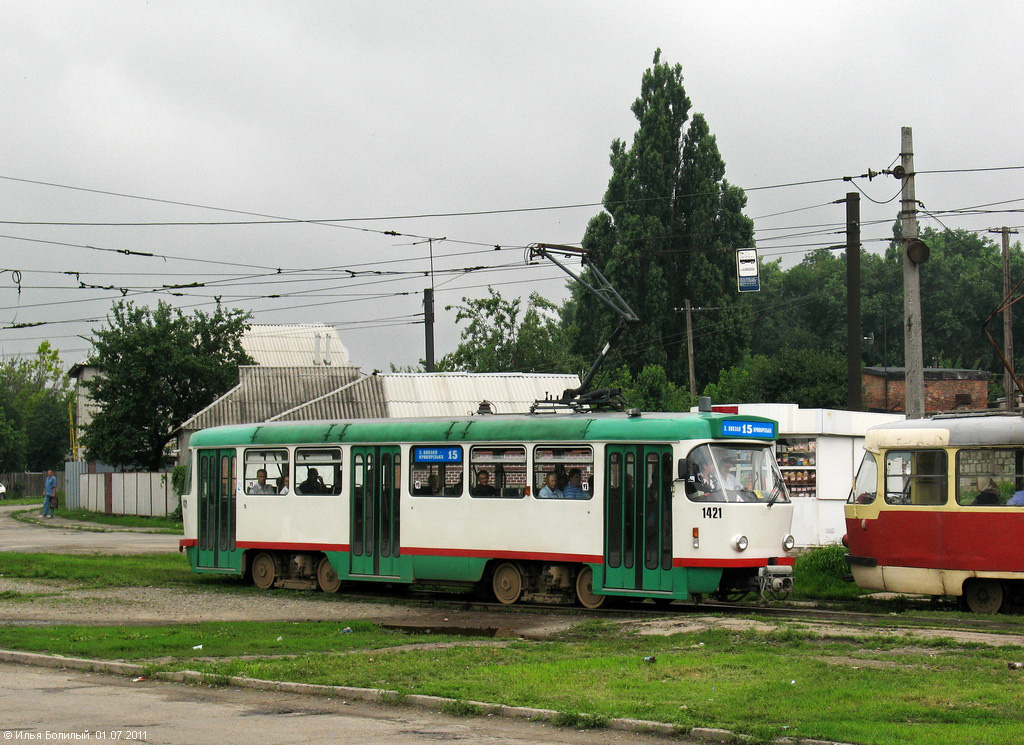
[956,448,1024,506]
[243,449,289,495]
[883,450,947,505]
[294,448,342,495]
[470,446,527,499]
[409,446,464,497]
[532,446,594,500]
[849,452,879,504]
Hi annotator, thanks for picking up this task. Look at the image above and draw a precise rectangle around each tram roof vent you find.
[627,408,642,418]
[698,396,713,413]
[476,400,495,415]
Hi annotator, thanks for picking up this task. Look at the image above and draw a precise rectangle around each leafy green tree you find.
[82,300,252,470]
[566,50,754,388]
[608,364,693,412]
[438,288,582,374]
[0,342,72,471]
[704,348,847,410]
[748,249,848,356]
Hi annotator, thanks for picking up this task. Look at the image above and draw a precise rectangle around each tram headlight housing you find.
[732,535,748,551]
[783,534,796,551]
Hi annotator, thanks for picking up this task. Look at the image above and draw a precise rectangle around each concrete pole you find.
[1003,226,1017,410]
[901,127,925,419]
[846,192,862,411]
[424,288,435,372]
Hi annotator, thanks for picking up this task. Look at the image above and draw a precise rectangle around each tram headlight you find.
[783,534,796,551]
[732,535,748,551]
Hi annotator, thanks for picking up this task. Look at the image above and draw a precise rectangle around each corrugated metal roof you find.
[380,372,579,417]
[179,366,362,431]
[242,324,350,367]
[270,376,388,421]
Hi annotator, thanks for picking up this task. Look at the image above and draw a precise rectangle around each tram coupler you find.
[757,566,794,599]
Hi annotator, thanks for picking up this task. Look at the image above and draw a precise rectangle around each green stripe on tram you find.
[189,412,778,448]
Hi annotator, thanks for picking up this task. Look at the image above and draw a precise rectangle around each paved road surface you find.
[0,504,179,554]
[0,663,677,745]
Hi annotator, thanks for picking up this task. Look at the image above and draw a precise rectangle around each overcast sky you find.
[2,1,1022,374]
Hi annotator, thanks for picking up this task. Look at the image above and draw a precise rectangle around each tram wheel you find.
[316,556,342,593]
[492,562,524,605]
[251,552,278,590]
[575,566,607,609]
[963,579,1005,614]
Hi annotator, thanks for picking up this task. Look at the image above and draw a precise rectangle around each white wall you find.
[79,472,179,516]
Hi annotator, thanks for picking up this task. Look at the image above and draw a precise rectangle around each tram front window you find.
[684,444,787,503]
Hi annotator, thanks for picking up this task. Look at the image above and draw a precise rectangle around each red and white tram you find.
[845,413,1024,613]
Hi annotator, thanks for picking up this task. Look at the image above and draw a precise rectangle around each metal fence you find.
[78,472,179,517]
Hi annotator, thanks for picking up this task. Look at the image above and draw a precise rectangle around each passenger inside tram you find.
[472,470,498,496]
[973,479,1001,506]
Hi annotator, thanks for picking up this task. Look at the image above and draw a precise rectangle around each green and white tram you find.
[179,410,796,607]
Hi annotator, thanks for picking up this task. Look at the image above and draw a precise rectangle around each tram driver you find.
[721,458,742,491]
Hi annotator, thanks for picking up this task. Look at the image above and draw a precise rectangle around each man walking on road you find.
[41,470,57,518]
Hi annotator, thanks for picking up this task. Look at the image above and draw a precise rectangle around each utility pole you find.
[419,237,439,372]
[844,192,862,411]
[684,299,696,399]
[423,287,435,372]
[899,127,925,419]
[990,226,1020,410]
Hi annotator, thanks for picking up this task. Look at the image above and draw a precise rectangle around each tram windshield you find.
[683,444,788,503]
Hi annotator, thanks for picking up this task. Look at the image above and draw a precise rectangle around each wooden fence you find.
[0,471,65,499]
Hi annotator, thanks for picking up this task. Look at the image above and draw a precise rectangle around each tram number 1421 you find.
[702,506,723,519]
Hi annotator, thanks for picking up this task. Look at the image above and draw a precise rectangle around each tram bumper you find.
[756,565,794,598]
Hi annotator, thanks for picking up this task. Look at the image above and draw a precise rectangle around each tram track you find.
[351,586,1024,639]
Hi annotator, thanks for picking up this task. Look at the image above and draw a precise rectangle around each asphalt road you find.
[0,663,675,745]
[0,504,179,554]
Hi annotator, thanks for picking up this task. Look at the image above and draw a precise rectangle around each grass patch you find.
[1,618,1024,743]
[165,625,1024,745]
[0,620,472,660]
[551,711,608,729]
[0,497,44,506]
[0,552,204,588]
[12,508,181,533]
[0,590,50,602]
[441,699,484,717]
[791,544,869,601]
[52,508,182,532]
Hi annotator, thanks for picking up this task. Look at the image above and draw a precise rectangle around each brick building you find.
[862,367,991,413]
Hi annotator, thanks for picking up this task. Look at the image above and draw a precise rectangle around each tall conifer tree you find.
[567,51,754,387]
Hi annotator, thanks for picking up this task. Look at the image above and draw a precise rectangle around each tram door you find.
[196,448,237,569]
[603,445,674,593]
[350,446,402,578]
